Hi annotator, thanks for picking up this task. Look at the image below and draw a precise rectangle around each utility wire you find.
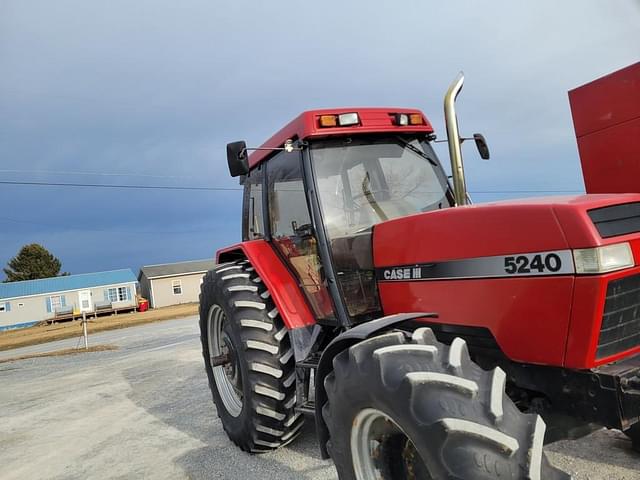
[0,216,220,235]
[0,180,242,191]
[0,180,581,194]
[0,169,201,180]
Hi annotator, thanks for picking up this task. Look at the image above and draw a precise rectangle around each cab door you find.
[265,149,335,321]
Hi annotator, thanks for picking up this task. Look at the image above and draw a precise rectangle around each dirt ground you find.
[0,303,198,351]
[1,317,638,480]
[0,344,118,363]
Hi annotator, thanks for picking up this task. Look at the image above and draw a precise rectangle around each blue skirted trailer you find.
[0,269,138,330]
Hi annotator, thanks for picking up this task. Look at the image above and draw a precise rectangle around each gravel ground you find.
[1,316,638,479]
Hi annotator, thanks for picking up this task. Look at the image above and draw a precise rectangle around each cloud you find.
[1,0,639,275]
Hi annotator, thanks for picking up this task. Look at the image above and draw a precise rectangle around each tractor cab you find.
[226,76,489,330]
[230,109,462,327]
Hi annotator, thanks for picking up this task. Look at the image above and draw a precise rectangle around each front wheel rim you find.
[208,304,243,417]
[351,408,432,480]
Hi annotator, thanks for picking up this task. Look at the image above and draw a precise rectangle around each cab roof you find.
[248,107,434,169]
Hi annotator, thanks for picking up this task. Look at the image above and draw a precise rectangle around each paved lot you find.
[1,316,639,479]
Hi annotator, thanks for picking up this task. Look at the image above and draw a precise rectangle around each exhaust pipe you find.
[444,72,467,206]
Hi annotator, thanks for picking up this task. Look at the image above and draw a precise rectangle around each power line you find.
[0,215,220,235]
[0,180,581,194]
[0,169,201,180]
[0,180,242,191]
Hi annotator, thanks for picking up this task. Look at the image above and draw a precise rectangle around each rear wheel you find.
[625,424,640,453]
[322,328,570,479]
[199,260,304,452]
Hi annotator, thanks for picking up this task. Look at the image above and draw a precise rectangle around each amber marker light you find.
[319,115,338,127]
[409,113,424,125]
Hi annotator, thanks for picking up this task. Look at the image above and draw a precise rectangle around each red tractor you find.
[199,74,640,479]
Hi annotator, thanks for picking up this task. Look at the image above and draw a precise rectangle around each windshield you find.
[311,136,453,238]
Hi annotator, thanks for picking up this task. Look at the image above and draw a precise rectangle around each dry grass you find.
[0,303,198,351]
[0,344,118,364]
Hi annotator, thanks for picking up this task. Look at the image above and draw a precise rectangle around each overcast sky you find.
[1,0,639,278]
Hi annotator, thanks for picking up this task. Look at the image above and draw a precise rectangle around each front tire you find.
[199,260,304,452]
[322,328,570,479]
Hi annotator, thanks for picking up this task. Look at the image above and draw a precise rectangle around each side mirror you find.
[473,133,490,160]
[227,141,249,177]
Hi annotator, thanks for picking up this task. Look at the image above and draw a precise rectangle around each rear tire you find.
[322,328,570,479]
[199,260,304,452]
[625,424,640,453]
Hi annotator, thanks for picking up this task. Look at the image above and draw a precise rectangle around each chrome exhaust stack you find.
[444,72,467,206]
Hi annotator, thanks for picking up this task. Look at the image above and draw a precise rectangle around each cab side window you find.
[244,165,264,240]
[267,150,334,320]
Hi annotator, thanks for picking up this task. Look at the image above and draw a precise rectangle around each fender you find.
[314,312,437,459]
[217,240,316,329]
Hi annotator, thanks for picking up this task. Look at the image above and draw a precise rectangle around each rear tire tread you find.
[199,259,304,453]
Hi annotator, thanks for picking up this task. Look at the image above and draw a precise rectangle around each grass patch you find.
[0,344,118,363]
[0,303,198,351]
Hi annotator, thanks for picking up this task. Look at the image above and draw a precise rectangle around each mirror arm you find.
[242,139,304,157]
[432,137,471,143]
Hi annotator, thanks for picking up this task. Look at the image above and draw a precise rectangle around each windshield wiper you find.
[395,137,438,166]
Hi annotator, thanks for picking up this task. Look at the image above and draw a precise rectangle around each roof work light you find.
[338,113,359,126]
[319,113,360,128]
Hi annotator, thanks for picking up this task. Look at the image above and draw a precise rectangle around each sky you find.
[1,0,639,278]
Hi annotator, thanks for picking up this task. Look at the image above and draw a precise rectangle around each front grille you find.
[588,202,640,238]
[597,274,640,359]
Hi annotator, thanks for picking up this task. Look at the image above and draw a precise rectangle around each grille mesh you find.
[597,275,640,359]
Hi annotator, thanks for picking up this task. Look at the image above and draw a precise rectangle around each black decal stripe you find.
[377,250,574,282]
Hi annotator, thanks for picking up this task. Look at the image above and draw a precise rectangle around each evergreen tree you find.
[3,244,67,282]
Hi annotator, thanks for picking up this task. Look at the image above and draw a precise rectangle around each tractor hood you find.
[373,193,640,368]
[373,193,640,272]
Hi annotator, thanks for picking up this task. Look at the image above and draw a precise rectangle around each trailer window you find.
[50,295,63,311]
[107,287,129,302]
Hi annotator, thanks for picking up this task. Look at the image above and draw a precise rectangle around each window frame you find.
[107,288,118,302]
[263,148,336,321]
[107,286,128,303]
[300,145,352,326]
[117,286,127,302]
[266,150,313,239]
[242,163,265,241]
[50,295,63,311]
[0,304,5,313]
[172,279,183,295]
[248,143,352,328]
